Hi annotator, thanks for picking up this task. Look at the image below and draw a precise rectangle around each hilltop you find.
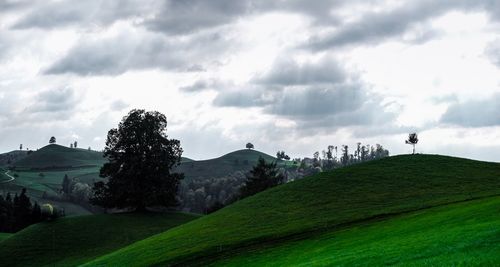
[13,144,105,170]
[177,149,278,180]
[85,154,500,266]
[0,212,198,267]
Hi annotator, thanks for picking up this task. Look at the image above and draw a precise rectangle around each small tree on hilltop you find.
[405,133,419,154]
[239,157,284,199]
[49,136,56,144]
[91,109,183,211]
[246,143,254,150]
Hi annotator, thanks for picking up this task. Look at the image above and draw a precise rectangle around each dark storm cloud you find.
[306,0,500,50]
[256,57,347,86]
[440,94,500,127]
[11,0,160,29]
[44,31,232,76]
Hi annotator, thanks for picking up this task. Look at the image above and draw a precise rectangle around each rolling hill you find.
[0,150,28,166]
[13,144,105,170]
[0,212,198,267]
[177,149,278,180]
[84,154,500,266]
[210,196,500,266]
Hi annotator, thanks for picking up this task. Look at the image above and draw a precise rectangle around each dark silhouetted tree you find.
[19,144,22,150]
[49,136,56,144]
[62,174,71,195]
[74,141,78,148]
[91,109,184,211]
[276,151,290,160]
[405,133,418,154]
[246,143,254,150]
[239,157,284,198]
[341,145,349,166]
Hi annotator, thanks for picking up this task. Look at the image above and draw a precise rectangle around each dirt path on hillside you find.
[1,170,15,183]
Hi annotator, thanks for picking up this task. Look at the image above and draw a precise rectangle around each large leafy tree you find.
[239,157,284,199]
[91,109,183,211]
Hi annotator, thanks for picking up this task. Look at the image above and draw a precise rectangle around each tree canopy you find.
[91,109,184,211]
[49,136,56,144]
[239,157,284,198]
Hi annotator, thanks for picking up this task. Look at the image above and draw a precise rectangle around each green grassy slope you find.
[210,196,500,266]
[85,154,500,266]
[14,145,105,170]
[0,212,198,267]
[0,232,12,242]
[177,149,278,180]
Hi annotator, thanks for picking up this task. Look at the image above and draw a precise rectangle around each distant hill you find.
[13,144,106,170]
[177,149,278,180]
[0,150,28,166]
[85,154,500,266]
[0,212,198,267]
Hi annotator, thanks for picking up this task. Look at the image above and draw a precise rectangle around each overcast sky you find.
[1,0,500,161]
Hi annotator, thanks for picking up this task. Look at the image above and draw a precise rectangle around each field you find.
[84,154,500,266]
[0,212,198,267]
[0,232,12,242]
[210,196,500,266]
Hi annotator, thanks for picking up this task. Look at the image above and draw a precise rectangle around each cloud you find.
[179,79,226,92]
[214,56,394,130]
[306,0,499,50]
[110,100,129,111]
[11,0,160,29]
[44,30,234,76]
[256,57,347,86]
[440,93,500,127]
[144,0,250,35]
[486,40,500,68]
[26,88,78,114]
[143,0,351,35]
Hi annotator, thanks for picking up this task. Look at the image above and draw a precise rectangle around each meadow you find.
[0,212,198,267]
[84,154,500,266]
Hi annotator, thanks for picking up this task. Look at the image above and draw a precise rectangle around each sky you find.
[0,0,500,161]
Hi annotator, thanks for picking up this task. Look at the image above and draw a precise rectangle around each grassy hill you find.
[0,232,12,242]
[14,144,105,170]
[0,150,28,166]
[177,149,278,180]
[210,196,500,266]
[0,212,198,267]
[84,154,500,266]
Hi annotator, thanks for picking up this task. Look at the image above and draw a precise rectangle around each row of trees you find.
[0,188,61,232]
[309,143,389,170]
